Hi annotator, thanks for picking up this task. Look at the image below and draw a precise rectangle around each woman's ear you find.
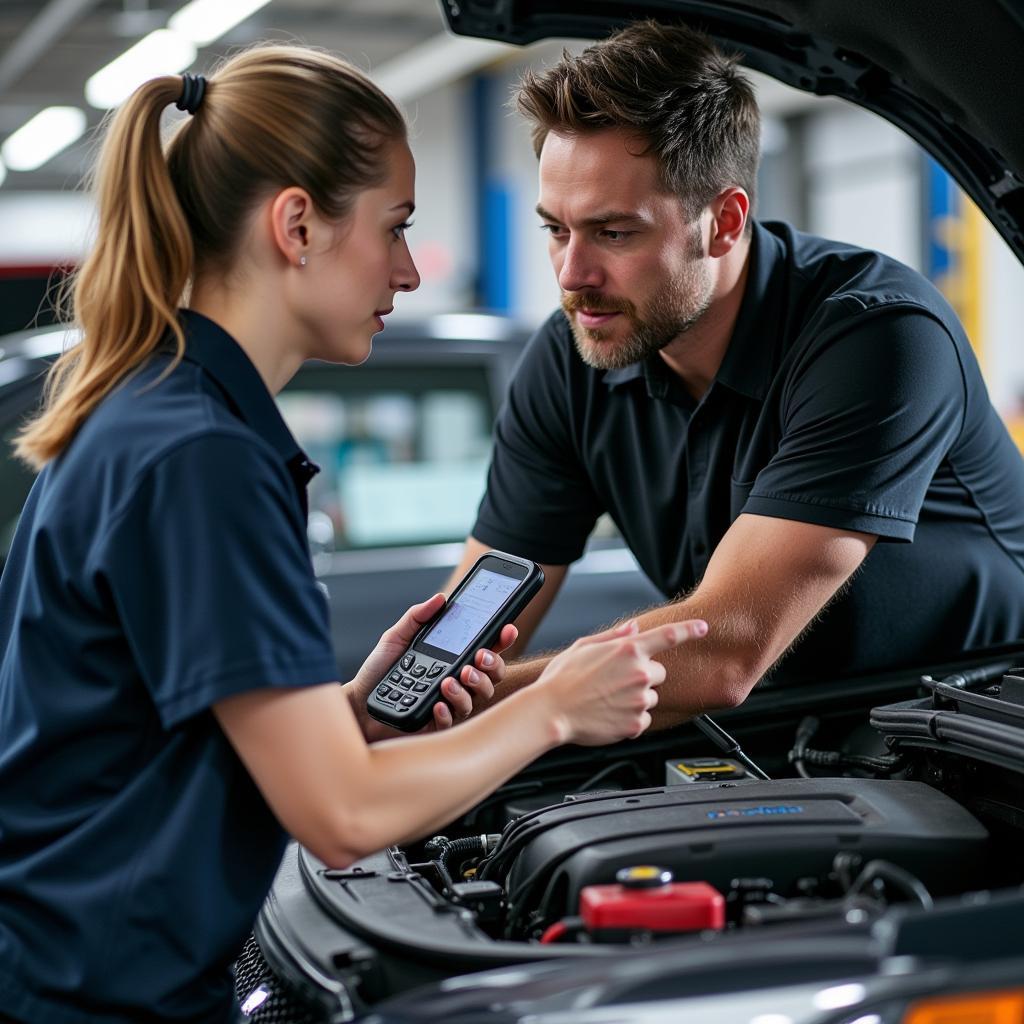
[269,187,313,268]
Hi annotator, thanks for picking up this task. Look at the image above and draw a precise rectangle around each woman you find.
[0,47,706,1023]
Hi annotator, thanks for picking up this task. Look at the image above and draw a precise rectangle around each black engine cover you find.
[501,778,989,925]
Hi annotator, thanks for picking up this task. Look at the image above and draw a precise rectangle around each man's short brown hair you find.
[516,19,761,220]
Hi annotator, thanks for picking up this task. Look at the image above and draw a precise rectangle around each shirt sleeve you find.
[740,305,966,541]
[472,316,603,564]
[95,433,340,727]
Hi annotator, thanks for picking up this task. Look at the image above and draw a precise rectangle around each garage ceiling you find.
[0,0,458,192]
[0,0,821,197]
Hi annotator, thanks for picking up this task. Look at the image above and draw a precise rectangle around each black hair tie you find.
[176,74,207,115]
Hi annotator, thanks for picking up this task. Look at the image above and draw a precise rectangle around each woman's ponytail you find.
[14,46,405,470]
[14,76,194,470]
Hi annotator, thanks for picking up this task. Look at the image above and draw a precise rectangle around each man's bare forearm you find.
[493,586,778,728]
[617,595,756,726]
[486,517,874,729]
[496,654,553,699]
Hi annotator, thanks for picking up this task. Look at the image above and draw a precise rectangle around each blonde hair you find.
[15,46,405,469]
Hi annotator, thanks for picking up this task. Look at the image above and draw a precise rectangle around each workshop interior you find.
[1,3,1023,1023]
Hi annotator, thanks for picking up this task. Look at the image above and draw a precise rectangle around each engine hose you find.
[842,752,905,773]
[846,859,933,910]
[790,716,820,779]
[424,834,497,874]
[801,748,904,774]
[539,918,583,944]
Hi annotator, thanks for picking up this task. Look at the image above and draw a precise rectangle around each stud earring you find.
[299,255,307,267]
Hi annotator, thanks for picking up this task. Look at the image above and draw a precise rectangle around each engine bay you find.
[238,651,1024,1021]
[486,776,991,942]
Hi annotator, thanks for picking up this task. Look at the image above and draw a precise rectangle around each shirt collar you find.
[177,309,313,477]
[602,220,786,403]
[712,219,786,401]
[602,354,694,409]
[602,362,645,388]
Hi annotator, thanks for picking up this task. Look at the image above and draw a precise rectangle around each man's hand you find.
[345,594,518,740]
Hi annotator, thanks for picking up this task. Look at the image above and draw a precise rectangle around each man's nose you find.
[556,239,603,293]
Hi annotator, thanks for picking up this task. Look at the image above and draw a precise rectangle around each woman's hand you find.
[346,594,517,739]
[537,617,709,746]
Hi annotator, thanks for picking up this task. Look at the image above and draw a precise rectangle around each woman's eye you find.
[392,220,413,240]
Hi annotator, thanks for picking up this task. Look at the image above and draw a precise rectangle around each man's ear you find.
[708,187,750,258]
[269,187,313,268]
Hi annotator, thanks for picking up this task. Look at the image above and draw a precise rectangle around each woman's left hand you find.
[346,593,518,739]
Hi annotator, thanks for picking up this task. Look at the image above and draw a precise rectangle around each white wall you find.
[803,104,921,269]
[489,41,576,327]
[984,217,1024,414]
[397,80,477,318]
[0,191,93,264]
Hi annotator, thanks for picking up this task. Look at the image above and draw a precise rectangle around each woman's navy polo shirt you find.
[0,311,340,1023]
[473,220,1024,682]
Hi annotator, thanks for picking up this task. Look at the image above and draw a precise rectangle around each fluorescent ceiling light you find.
[85,29,197,109]
[1,107,87,171]
[168,0,272,47]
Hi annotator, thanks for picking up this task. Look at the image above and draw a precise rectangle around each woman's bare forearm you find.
[348,687,564,849]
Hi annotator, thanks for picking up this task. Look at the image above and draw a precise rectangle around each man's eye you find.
[601,229,631,241]
[392,220,414,240]
[540,223,566,237]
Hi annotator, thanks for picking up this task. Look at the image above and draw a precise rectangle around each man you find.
[442,19,1024,728]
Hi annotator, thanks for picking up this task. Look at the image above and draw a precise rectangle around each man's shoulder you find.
[765,220,954,321]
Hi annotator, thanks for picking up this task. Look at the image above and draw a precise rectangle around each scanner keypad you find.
[373,653,454,719]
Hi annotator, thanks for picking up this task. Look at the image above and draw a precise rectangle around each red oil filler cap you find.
[579,866,725,933]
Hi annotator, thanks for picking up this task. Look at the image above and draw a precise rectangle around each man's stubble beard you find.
[563,236,714,372]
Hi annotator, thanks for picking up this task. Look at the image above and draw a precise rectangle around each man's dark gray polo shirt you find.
[0,311,339,1023]
[473,220,1024,682]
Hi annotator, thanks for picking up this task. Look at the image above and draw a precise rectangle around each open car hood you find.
[441,0,1024,264]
